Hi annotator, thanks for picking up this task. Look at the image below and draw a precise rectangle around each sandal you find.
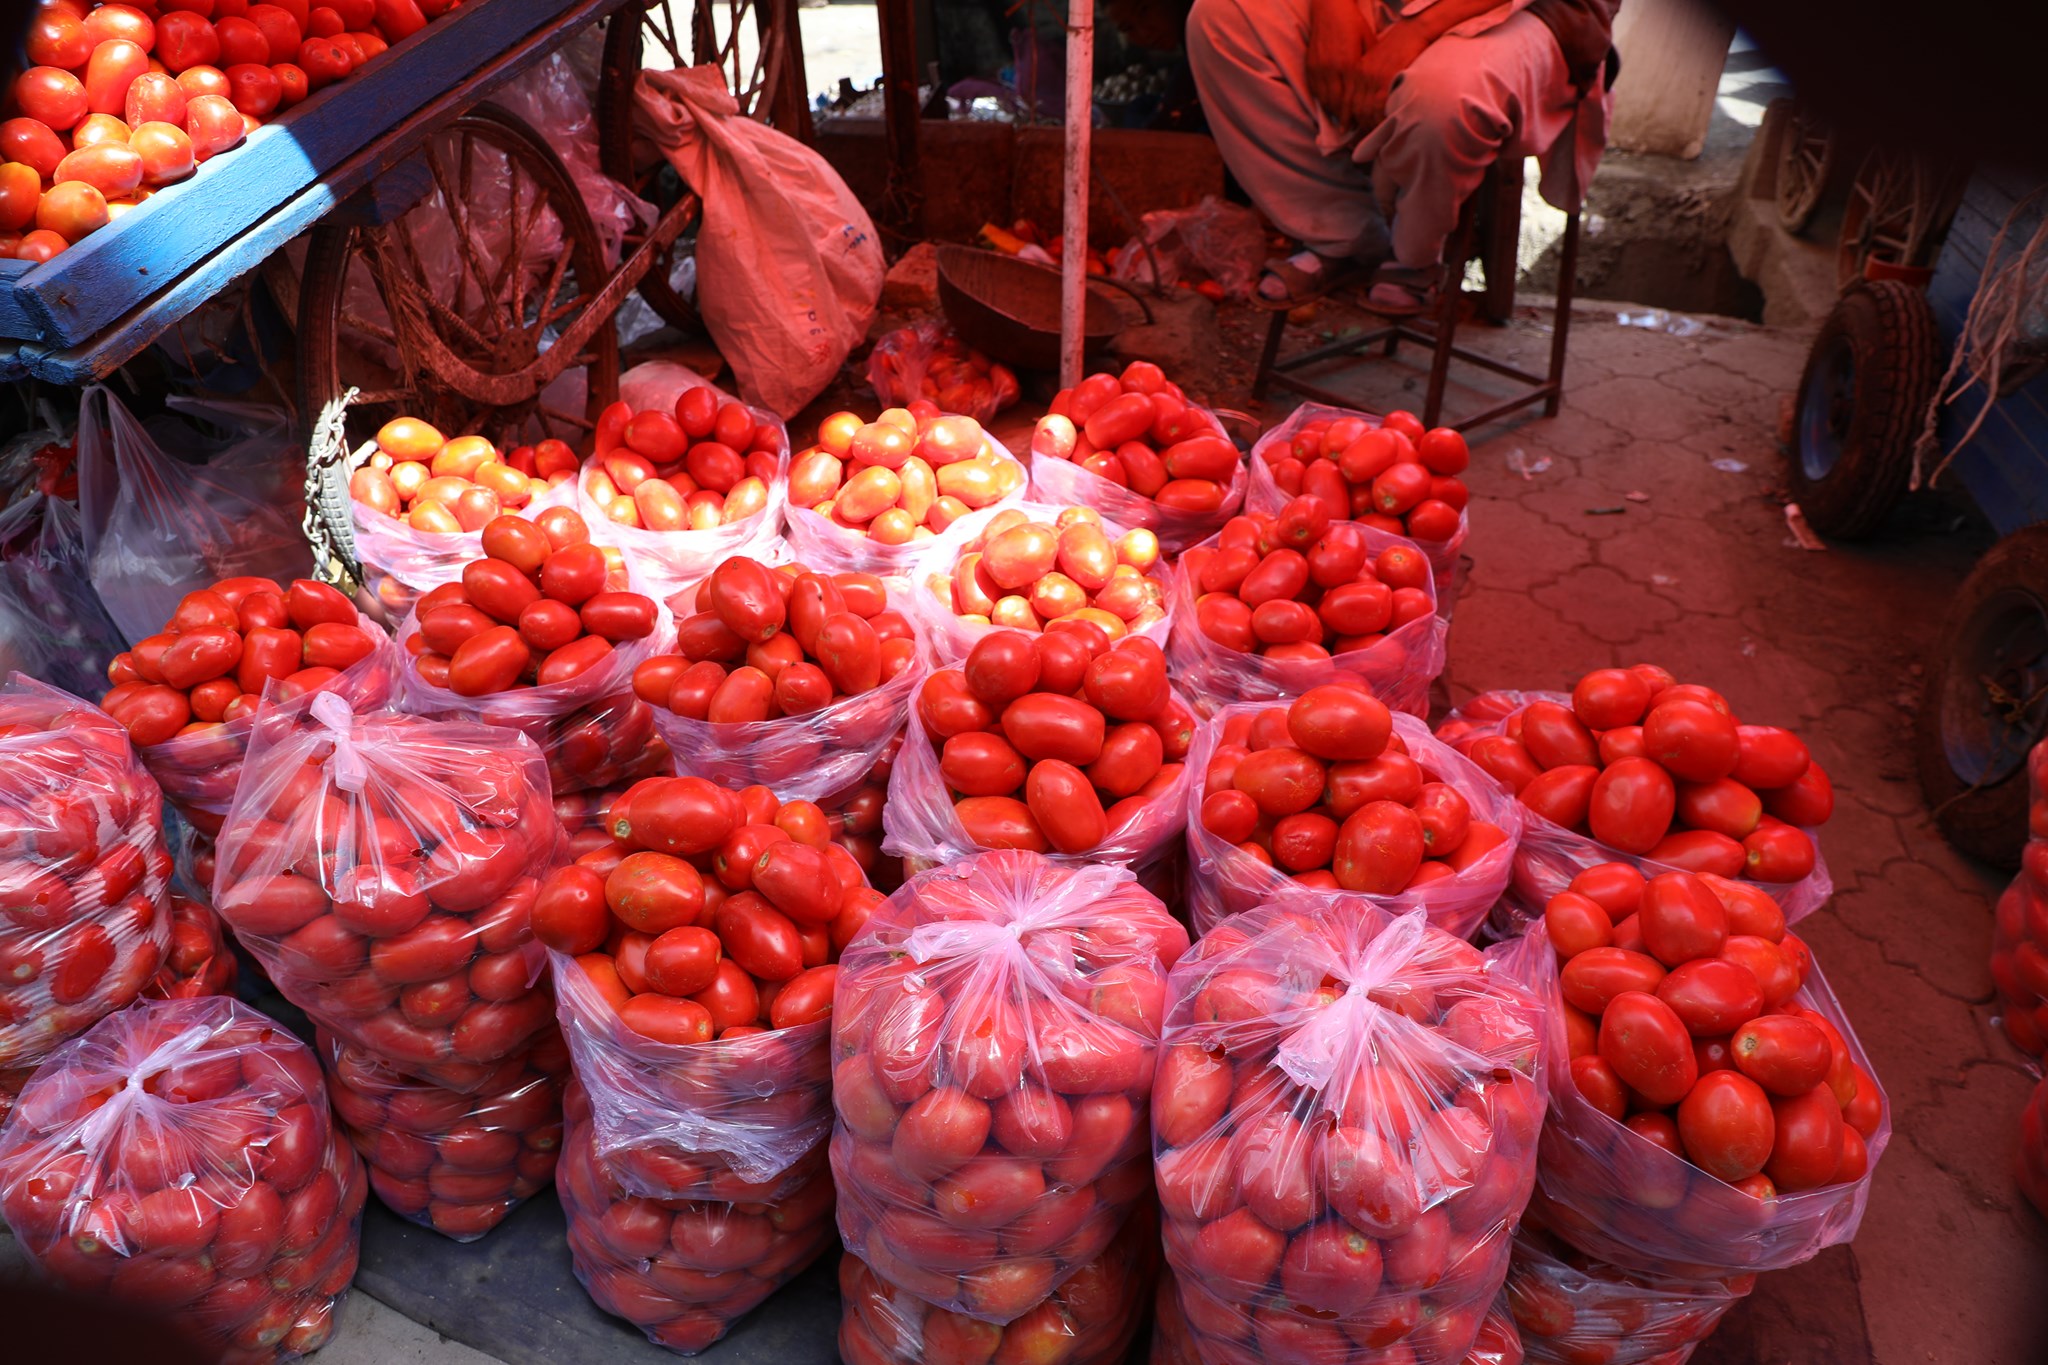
[1361,264,1439,317]
[1252,251,1360,310]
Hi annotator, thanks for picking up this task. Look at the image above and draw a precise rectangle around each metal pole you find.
[1060,0,1094,390]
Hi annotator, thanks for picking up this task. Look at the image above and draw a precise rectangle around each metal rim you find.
[1941,586,2048,787]
[1797,329,1857,483]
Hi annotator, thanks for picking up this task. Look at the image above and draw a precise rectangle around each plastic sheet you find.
[1246,404,1469,608]
[76,387,311,648]
[1187,708,1523,941]
[1029,432,1245,556]
[838,1204,1157,1365]
[1990,740,2048,1062]
[145,891,239,1002]
[322,1026,567,1242]
[1508,928,1890,1278]
[1504,1223,1750,1365]
[1152,903,1549,1365]
[0,490,128,699]
[557,1076,837,1355]
[0,674,173,1071]
[1165,517,1447,716]
[1437,690,1834,928]
[212,695,563,1090]
[0,997,367,1365]
[831,851,1188,1321]
[865,321,1023,424]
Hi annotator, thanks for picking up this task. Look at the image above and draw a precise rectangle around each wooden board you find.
[0,0,616,351]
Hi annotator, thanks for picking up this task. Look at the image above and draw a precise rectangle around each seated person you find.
[1185,0,1618,312]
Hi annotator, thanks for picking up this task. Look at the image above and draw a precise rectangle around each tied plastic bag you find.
[865,321,1023,425]
[0,491,128,698]
[783,424,1030,580]
[1153,905,1549,1365]
[1166,515,1447,716]
[212,695,565,1090]
[322,1026,567,1242]
[1507,928,1889,1278]
[1990,739,2048,1061]
[0,674,173,1070]
[1435,691,1834,928]
[1247,405,1470,610]
[0,997,368,1365]
[1186,706,1522,941]
[75,386,311,647]
[2020,1073,2048,1220]
[1155,1264,1528,1365]
[557,1076,838,1354]
[1110,196,1267,301]
[831,851,1189,1321]
[1503,1224,1750,1365]
[838,1205,1158,1365]
[145,890,239,1002]
[634,66,884,418]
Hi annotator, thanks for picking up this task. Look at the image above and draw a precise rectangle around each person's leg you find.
[1186,0,1385,268]
[1357,10,1578,305]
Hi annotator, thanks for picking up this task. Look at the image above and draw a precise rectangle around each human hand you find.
[1346,22,1431,132]
[1305,0,1372,129]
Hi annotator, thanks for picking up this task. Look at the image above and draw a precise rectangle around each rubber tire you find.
[1788,279,1940,540]
[1915,525,2048,869]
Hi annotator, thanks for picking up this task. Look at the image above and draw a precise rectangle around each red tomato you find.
[1597,990,1697,1106]
[1587,757,1676,855]
[1520,700,1599,769]
[1766,1084,1845,1191]
[1559,947,1666,1014]
[1642,698,1740,782]
[1676,1070,1775,1180]
[1655,957,1764,1036]
[1638,871,1728,966]
[1743,822,1815,883]
[1331,800,1424,893]
[1730,1014,1833,1096]
[1571,668,1651,730]
[1024,760,1108,854]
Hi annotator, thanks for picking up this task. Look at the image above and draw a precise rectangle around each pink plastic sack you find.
[1165,517,1447,716]
[145,890,239,1002]
[831,851,1189,1321]
[0,997,367,1365]
[838,1205,1157,1365]
[1029,431,1245,556]
[1246,404,1469,609]
[557,1075,837,1354]
[1508,927,1889,1278]
[1153,904,1548,1365]
[1437,690,1834,929]
[865,321,1022,424]
[2020,1072,2048,1220]
[0,674,173,1071]
[212,695,564,1090]
[1155,1265,1527,1365]
[1187,707,1523,940]
[783,429,1030,579]
[1503,1223,1750,1365]
[322,1025,567,1242]
[1990,739,2048,1061]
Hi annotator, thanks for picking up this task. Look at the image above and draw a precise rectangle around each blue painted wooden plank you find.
[0,0,591,348]
[0,260,35,339]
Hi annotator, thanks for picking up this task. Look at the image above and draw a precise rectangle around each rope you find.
[1913,187,2048,490]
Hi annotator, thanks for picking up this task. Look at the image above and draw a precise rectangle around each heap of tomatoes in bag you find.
[1990,739,2048,1059]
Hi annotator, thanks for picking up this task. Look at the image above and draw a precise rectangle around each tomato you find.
[1730,1015,1832,1096]
[1570,668,1651,730]
[1519,764,1598,830]
[185,91,247,158]
[955,796,1046,852]
[1720,935,1799,1008]
[894,1087,992,1180]
[445,626,529,696]
[1763,759,1833,827]
[1676,1070,1775,1181]
[1559,948,1666,1014]
[1642,699,1740,782]
[35,181,109,242]
[1467,735,1542,794]
[1025,760,1108,854]
[131,120,196,185]
[1083,640,1168,720]
[1743,822,1815,882]
[1331,800,1424,893]
[1543,891,1612,960]
[1766,1084,1845,1191]
[1587,757,1675,855]
[1,118,67,179]
[1675,776,1763,839]
[1598,991,1697,1106]
[998,693,1106,767]
[1655,957,1764,1037]
[1283,685,1391,762]
[1637,871,1728,966]
[579,591,656,643]
[940,732,1026,798]
[15,66,90,131]
[1520,700,1599,769]
[713,895,802,982]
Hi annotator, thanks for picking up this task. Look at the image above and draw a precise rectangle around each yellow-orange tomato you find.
[35,181,109,243]
[130,120,194,185]
[816,410,861,457]
[16,229,70,262]
[473,460,531,507]
[377,416,445,463]
[408,499,461,533]
[0,163,38,233]
[431,434,497,479]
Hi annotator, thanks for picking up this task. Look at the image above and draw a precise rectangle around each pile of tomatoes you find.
[1440,668,1833,895]
[1157,1265,1528,1365]
[6,0,442,261]
[891,628,1193,862]
[1989,739,2048,1058]
[1189,689,1516,938]
[322,1026,566,1242]
[1151,904,1545,1365]
[916,505,1167,654]
[100,575,387,829]
[1532,864,1884,1272]
[832,851,1187,1322]
[213,705,562,1091]
[0,997,368,1365]
[1504,1223,1751,1365]
[866,322,1022,425]
[1030,362,1244,550]
[582,391,783,536]
[145,890,237,1002]
[349,416,576,532]
[1250,406,1469,557]
[0,675,172,1072]
[787,403,1025,561]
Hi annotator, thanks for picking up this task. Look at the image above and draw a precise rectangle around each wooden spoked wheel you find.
[1837,148,1965,288]
[297,103,620,454]
[596,0,809,333]
[1775,103,1836,235]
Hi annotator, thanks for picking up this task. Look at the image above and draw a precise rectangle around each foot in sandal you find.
[1255,250,1361,307]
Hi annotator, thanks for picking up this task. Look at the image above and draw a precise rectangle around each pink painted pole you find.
[1060,0,1094,390]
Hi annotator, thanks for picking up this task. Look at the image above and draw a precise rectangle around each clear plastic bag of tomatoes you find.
[1186,705,1523,940]
[1246,404,1470,609]
[1437,690,1834,930]
[127,593,399,837]
[351,476,582,623]
[212,693,565,1091]
[1503,1222,1749,1365]
[1505,928,1889,1278]
[831,852,1186,1321]
[321,1026,567,1242]
[0,674,174,1071]
[1028,382,1247,556]
[0,489,129,700]
[393,583,671,797]
[839,1202,1158,1365]
[865,321,1022,425]
[0,996,368,1365]
[783,430,1031,579]
[145,891,240,1002]
[1152,902,1549,1365]
[639,558,928,801]
[1154,1264,1527,1365]
[556,1075,838,1354]
[1165,515,1447,717]
[1989,740,2048,1062]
